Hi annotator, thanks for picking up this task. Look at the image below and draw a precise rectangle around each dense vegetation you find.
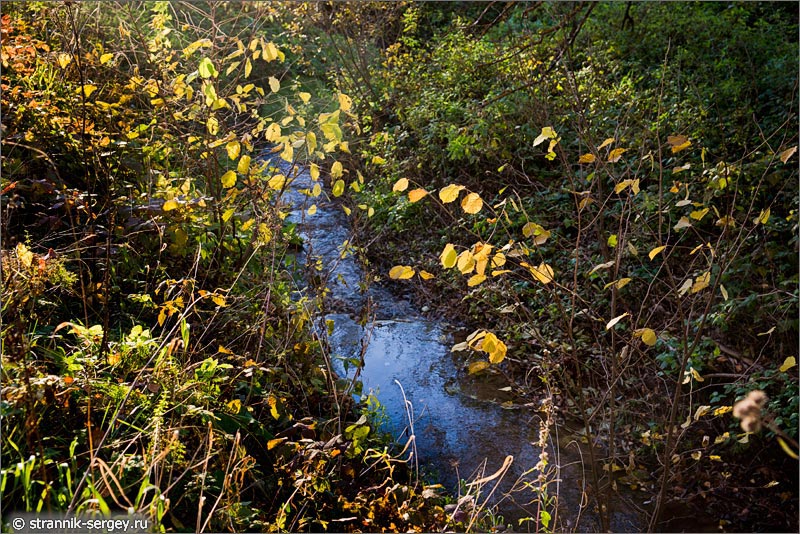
[2,2,797,533]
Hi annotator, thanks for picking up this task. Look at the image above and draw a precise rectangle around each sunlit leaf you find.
[226,141,241,161]
[310,163,320,181]
[330,161,343,179]
[332,179,345,197]
[237,155,251,175]
[578,153,596,164]
[211,294,227,307]
[461,192,483,214]
[598,137,615,150]
[307,204,317,216]
[491,252,506,268]
[206,116,219,135]
[100,52,114,65]
[57,53,72,69]
[408,188,428,202]
[221,208,235,223]
[607,234,618,248]
[779,146,797,164]
[268,76,280,93]
[690,207,710,221]
[389,265,415,280]
[80,84,98,98]
[371,155,386,165]
[754,208,770,225]
[439,184,465,203]
[779,356,797,373]
[648,245,666,260]
[244,58,252,78]
[667,135,691,153]
[393,178,409,192]
[608,148,627,163]
[467,274,486,287]
[220,170,237,188]
[634,328,658,346]
[457,250,476,274]
[299,92,311,103]
[440,244,457,269]
[265,122,281,142]
[198,57,218,78]
[522,262,554,284]
[606,312,629,330]
[533,126,557,147]
[482,332,507,364]
[15,243,33,268]
[162,199,179,211]
[268,174,286,190]
[338,93,353,111]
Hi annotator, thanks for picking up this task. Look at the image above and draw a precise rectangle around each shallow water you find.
[275,157,644,531]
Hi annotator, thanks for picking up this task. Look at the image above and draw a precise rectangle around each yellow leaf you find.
[690,271,711,294]
[217,345,233,355]
[467,274,486,287]
[461,192,483,214]
[491,252,506,268]
[237,155,251,175]
[419,270,434,280]
[598,137,615,150]
[310,163,320,181]
[667,135,691,153]
[482,332,507,364]
[578,153,596,164]
[533,126,557,147]
[754,208,770,225]
[523,262,554,284]
[162,199,179,211]
[709,455,723,462]
[408,188,428,202]
[393,178,409,192]
[614,179,633,194]
[263,42,280,62]
[491,269,511,276]
[457,250,476,274]
[342,206,351,216]
[15,243,33,268]
[608,148,627,163]
[332,179,345,197]
[779,146,797,164]
[57,53,72,69]
[206,116,219,135]
[338,93,353,112]
[777,436,799,460]
[226,141,241,160]
[299,92,311,103]
[649,245,666,260]
[331,161,343,179]
[268,76,280,93]
[80,84,98,98]
[268,395,280,419]
[265,122,281,142]
[281,143,293,162]
[267,438,286,450]
[440,244,457,269]
[371,155,386,165]
[220,170,237,188]
[634,328,658,346]
[211,294,227,307]
[690,367,705,382]
[779,356,797,373]
[691,451,702,461]
[606,312,629,330]
[311,183,322,197]
[307,204,317,215]
[467,361,490,375]
[522,222,546,238]
[389,265,415,280]
[100,53,114,65]
[268,174,286,190]
[244,58,252,79]
[690,207,710,221]
[439,184,464,203]
[222,208,235,223]
[720,284,729,301]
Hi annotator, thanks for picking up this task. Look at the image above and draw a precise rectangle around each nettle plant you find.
[385,122,798,528]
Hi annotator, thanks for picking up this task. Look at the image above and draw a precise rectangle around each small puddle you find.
[275,157,644,531]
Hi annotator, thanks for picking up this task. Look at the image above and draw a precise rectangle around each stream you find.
[273,157,644,532]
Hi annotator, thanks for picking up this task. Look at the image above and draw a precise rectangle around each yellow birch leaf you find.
[461,192,483,214]
[393,178,409,192]
[639,328,658,346]
[649,246,666,260]
[690,368,705,382]
[162,199,179,211]
[306,131,317,154]
[312,183,322,197]
[525,262,554,284]
[608,148,627,163]
[439,184,464,203]
[440,244,457,269]
[408,188,428,202]
[307,204,317,215]
[310,163,320,181]
[338,93,352,111]
[237,155,251,175]
[206,116,219,135]
[81,85,98,98]
[389,265,415,280]
[220,170,237,188]
[265,122,281,142]
[598,137,615,150]
[614,179,633,194]
[457,250,476,274]
[281,143,293,162]
[100,53,114,65]
[533,126,557,147]
[226,141,241,160]
[491,252,506,268]
[332,179,345,197]
[754,208,770,225]
[690,271,711,293]
[211,294,227,307]
[268,76,280,93]
[330,161,343,179]
[267,438,286,450]
[244,58,252,78]
[268,174,285,190]
[342,206,351,216]
[578,153,596,164]
[779,356,797,372]
[57,53,72,69]
[299,92,311,103]
[720,284,729,301]
[419,270,434,280]
[690,207,710,221]
[467,273,486,287]
[221,208,235,223]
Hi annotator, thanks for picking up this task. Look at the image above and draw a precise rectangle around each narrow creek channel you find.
[273,156,644,532]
